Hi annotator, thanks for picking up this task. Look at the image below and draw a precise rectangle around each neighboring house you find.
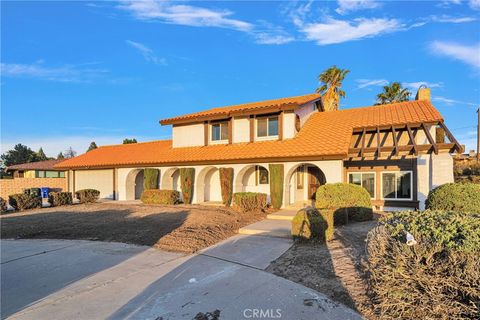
[6,159,66,178]
[56,87,462,210]
[1,159,67,199]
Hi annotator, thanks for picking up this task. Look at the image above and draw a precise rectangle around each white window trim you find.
[209,122,229,145]
[255,116,279,141]
[380,170,413,201]
[347,171,376,200]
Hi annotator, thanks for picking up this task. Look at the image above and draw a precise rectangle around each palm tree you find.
[375,82,411,105]
[316,66,350,111]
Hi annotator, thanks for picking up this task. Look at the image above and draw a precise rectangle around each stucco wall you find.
[0,178,67,199]
[233,117,250,143]
[172,123,204,148]
[295,102,317,127]
[283,112,296,139]
[75,169,114,199]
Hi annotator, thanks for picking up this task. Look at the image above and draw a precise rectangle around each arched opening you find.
[196,166,222,203]
[285,164,326,207]
[161,167,181,192]
[234,165,270,195]
[125,169,145,200]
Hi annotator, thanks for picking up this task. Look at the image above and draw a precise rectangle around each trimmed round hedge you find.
[315,183,373,223]
[425,182,480,213]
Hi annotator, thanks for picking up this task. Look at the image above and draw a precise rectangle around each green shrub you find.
[269,164,284,209]
[233,192,267,212]
[75,189,100,203]
[316,183,373,223]
[141,189,180,205]
[143,168,160,190]
[180,168,195,204]
[8,193,41,211]
[291,207,334,241]
[49,192,73,206]
[0,197,7,213]
[219,167,234,206]
[425,182,480,213]
[367,210,480,319]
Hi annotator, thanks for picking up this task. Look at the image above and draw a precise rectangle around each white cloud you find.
[336,0,381,15]
[125,40,166,65]
[429,41,480,68]
[355,78,388,89]
[470,0,480,9]
[433,96,478,107]
[0,62,108,83]
[299,17,403,45]
[402,81,443,90]
[430,15,477,23]
[254,33,295,45]
[117,0,253,31]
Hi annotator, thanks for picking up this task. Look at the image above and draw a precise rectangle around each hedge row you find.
[0,197,7,213]
[141,189,180,205]
[75,189,100,203]
[233,192,267,212]
[367,210,480,319]
[8,194,41,211]
[49,192,73,206]
[426,182,480,213]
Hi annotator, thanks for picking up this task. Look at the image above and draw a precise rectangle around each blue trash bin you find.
[41,187,50,199]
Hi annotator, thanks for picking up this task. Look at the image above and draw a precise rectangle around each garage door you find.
[75,170,114,199]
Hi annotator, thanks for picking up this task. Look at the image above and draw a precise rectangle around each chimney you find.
[415,85,430,101]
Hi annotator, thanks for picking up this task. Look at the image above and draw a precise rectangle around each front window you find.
[348,172,375,199]
[255,166,269,185]
[382,171,412,200]
[257,116,278,138]
[211,122,228,141]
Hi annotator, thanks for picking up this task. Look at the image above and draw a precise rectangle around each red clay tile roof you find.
[7,159,66,171]
[159,93,322,125]
[56,99,444,169]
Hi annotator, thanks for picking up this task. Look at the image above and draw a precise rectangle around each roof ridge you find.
[97,139,172,149]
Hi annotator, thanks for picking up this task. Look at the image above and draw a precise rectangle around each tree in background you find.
[64,147,77,159]
[316,66,350,111]
[37,148,48,161]
[375,82,411,105]
[87,142,98,152]
[57,152,65,160]
[123,138,137,144]
[1,144,38,166]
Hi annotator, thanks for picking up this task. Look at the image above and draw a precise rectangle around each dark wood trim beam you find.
[360,128,366,157]
[249,116,254,143]
[439,121,464,153]
[376,127,381,157]
[406,124,417,155]
[228,118,233,144]
[391,126,398,155]
[278,111,284,141]
[421,122,438,154]
[204,121,209,146]
[352,121,439,133]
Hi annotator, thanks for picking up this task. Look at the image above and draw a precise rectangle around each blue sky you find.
[2,0,480,157]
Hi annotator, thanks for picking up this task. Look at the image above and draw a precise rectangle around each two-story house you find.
[56,87,462,210]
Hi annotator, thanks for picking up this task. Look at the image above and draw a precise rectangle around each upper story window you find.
[257,116,278,139]
[211,122,228,142]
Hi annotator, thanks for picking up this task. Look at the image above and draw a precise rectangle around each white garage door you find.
[75,170,114,199]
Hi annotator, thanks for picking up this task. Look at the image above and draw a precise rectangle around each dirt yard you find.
[267,220,378,319]
[0,202,266,253]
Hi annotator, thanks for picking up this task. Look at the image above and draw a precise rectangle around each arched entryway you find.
[125,169,145,200]
[285,163,326,207]
[196,166,222,203]
[161,167,181,191]
[234,165,270,195]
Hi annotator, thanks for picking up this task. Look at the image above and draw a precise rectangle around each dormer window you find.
[257,116,278,139]
[211,122,228,142]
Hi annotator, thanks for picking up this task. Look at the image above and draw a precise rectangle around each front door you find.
[307,166,324,200]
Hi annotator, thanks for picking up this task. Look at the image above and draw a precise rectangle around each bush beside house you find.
[426,182,480,213]
[269,164,284,209]
[219,167,234,206]
[291,207,334,241]
[233,192,267,212]
[367,210,480,319]
[141,190,180,205]
[75,189,100,203]
[180,168,195,204]
[316,183,373,224]
[0,197,7,213]
[143,168,160,190]
[49,192,73,206]
[8,193,41,211]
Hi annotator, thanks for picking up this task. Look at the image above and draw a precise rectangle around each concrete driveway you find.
[1,237,360,320]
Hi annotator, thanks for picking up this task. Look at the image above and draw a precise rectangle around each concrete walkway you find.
[2,236,360,320]
[238,209,297,238]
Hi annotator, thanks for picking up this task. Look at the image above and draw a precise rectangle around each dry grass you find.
[0,202,266,253]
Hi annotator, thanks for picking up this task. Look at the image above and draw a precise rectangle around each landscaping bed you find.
[0,202,266,253]
[267,219,378,318]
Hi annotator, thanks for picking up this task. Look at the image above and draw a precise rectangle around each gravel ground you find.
[0,202,266,253]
